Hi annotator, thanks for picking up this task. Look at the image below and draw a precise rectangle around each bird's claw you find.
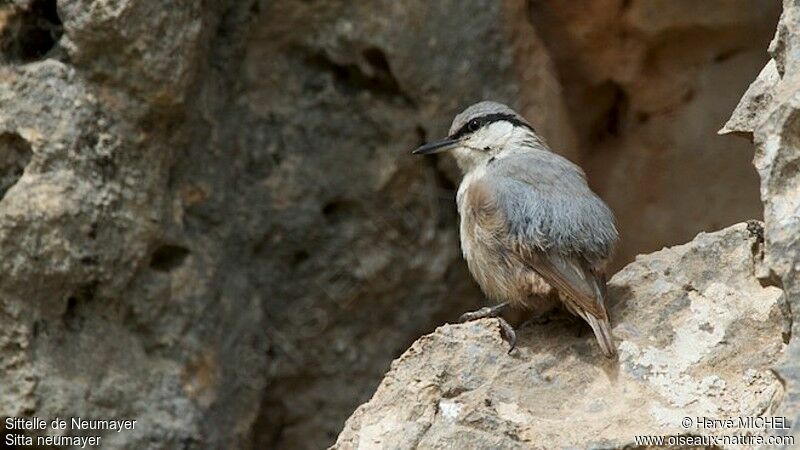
[497,317,517,353]
[458,307,494,323]
[457,304,517,353]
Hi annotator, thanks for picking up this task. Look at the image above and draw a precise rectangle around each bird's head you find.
[412,101,539,173]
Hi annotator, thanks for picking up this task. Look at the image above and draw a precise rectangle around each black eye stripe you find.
[449,113,536,139]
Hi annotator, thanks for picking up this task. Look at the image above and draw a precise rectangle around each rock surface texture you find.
[722,0,800,445]
[0,0,784,449]
[337,0,800,447]
[333,223,788,448]
[529,0,779,267]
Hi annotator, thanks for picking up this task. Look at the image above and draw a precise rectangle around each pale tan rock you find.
[721,2,800,445]
[719,59,780,137]
[333,223,787,449]
[0,1,790,448]
[529,0,779,268]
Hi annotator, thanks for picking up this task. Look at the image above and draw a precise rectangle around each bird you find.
[412,101,618,357]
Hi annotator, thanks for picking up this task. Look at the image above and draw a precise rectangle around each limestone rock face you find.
[0,0,785,449]
[529,0,780,268]
[335,0,800,445]
[0,2,264,449]
[722,0,800,444]
[333,223,787,449]
[206,2,576,447]
[0,1,577,448]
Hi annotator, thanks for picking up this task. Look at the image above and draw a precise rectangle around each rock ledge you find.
[333,223,787,449]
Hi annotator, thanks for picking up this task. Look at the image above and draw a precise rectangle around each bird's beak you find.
[412,138,458,155]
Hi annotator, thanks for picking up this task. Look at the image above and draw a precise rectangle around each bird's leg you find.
[457,302,509,322]
[458,302,517,353]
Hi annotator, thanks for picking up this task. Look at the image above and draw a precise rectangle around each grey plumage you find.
[414,101,619,357]
[481,151,617,261]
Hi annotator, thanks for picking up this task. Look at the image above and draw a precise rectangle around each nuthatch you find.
[413,101,618,357]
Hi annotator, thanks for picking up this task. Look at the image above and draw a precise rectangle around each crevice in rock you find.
[746,219,767,272]
[770,368,788,399]
[441,386,469,399]
[62,283,98,332]
[87,222,98,240]
[79,254,98,267]
[305,47,415,106]
[602,83,629,139]
[0,0,63,63]
[0,132,32,201]
[782,295,793,345]
[776,280,793,345]
[149,244,191,272]
[361,47,391,79]
[754,266,784,289]
[745,221,791,344]
[585,82,630,147]
[746,220,765,246]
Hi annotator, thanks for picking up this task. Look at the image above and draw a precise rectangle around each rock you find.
[0,1,787,449]
[206,2,578,448]
[0,2,265,449]
[333,223,787,449]
[529,0,779,268]
[58,0,206,106]
[719,59,780,137]
[721,1,800,445]
[0,1,578,449]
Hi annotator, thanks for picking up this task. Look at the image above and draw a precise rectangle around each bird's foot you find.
[458,303,516,353]
[458,302,508,322]
[497,317,517,353]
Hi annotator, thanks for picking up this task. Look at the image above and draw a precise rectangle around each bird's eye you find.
[467,119,481,132]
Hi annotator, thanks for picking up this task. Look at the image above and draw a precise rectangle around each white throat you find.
[453,124,541,174]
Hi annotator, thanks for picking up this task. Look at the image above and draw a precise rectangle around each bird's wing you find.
[466,152,617,319]
[521,248,607,320]
[484,151,618,261]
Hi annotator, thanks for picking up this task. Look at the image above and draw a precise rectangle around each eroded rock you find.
[0,1,786,449]
[0,3,265,448]
[721,1,800,445]
[529,0,779,267]
[333,223,786,449]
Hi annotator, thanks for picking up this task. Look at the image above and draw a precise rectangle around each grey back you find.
[485,150,618,263]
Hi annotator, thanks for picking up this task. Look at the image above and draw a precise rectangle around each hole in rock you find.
[0,0,63,63]
[306,47,413,104]
[0,132,33,200]
[62,283,96,331]
[150,245,191,272]
[362,47,392,75]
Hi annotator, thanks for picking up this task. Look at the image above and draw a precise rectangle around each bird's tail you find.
[585,314,616,358]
